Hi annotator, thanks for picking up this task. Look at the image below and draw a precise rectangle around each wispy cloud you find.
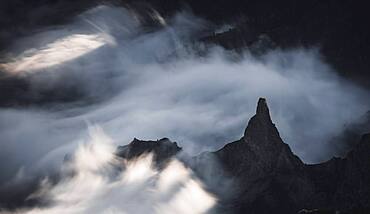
[0,5,369,200]
[5,126,216,214]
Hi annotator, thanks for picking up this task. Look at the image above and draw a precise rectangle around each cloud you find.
[3,126,216,214]
[0,4,369,204]
[1,34,109,74]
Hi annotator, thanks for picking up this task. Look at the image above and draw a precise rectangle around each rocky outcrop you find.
[112,98,370,213]
[201,98,370,213]
[116,137,181,165]
[307,134,370,211]
[199,98,314,213]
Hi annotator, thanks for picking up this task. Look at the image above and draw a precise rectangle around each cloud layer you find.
[0,5,369,199]
[2,126,216,214]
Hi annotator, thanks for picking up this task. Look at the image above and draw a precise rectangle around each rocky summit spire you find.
[243,97,281,146]
[241,98,303,169]
[256,98,271,120]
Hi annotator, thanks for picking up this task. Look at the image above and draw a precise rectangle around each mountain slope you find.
[119,98,370,213]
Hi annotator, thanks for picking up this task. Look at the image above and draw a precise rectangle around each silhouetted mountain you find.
[306,133,370,212]
[206,98,311,213]
[329,111,370,157]
[1,98,368,212]
[119,98,370,214]
[116,137,182,165]
[205,99,370,213]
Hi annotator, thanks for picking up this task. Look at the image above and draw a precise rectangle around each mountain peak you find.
[116,138,181,164]
[256,97,270,118]
[243,97,277,143]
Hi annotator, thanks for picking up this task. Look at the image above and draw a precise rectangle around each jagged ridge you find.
[117,98,370,214]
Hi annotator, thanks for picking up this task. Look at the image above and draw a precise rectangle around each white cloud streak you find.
[4,126,216,214]
[0,4,369,196]
[1,34,110,74]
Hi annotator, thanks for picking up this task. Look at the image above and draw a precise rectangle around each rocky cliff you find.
[118,98,370,213]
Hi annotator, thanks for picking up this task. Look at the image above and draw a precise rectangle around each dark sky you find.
[1,0,369,87]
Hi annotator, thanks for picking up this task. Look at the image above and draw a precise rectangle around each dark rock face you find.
[328,112,370,158]
[116,137,181,165]
[307,134,370,211]
[207,98,314,213]
[200,98,370,213]
[100,98,370,213]
[122,98,370,213]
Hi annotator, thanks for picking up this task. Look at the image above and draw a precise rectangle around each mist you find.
[0,4,369,209]
[2,126,216,214]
